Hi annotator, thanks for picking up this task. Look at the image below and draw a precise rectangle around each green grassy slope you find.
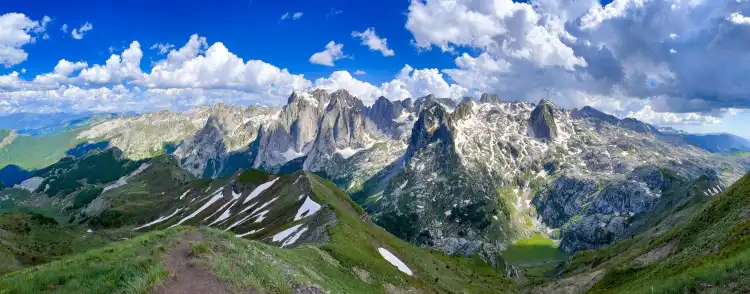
[86,155,196,228]
[0,131,82,170]
[554,173,750,293]
[0,212,109,275]
[0,228,183,294]
[0,168,516,293]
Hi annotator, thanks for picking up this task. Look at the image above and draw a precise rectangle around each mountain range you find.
[1,89,750,293]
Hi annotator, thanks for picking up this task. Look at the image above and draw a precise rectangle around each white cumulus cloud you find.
[0,13,49,67]
[627,105,721,126]
[352,28,395,56]
[71,22,93,40]
[309,41,348,66]
[150,42,175,55]
[406,0,586,70]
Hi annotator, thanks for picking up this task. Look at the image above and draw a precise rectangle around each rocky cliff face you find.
[77,110,204,159]
[251,90,330,169]
[374,101,512,258]
[479,93,501,104]
[172,104,279,178]
[303,90,379,171]
[371,95,748,257]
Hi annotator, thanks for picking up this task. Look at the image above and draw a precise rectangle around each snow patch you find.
[272,224,304,243]
[179,189,191,200]
[282,226,308,247]
[377,248,413,276]
[236,228,261,238]
[102,163,151,193]
[244,178,279,204]
[208,200,237,226]
[280,148,305,161]
[134,208,183,230]
[335,147,364,159]
[253,210,270,223]
[170,189,224,227]
[293,196,322,221]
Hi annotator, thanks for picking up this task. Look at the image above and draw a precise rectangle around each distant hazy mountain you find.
[0,112,116,136]
[682,133,750,153]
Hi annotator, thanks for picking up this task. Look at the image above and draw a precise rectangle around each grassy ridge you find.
[0,227,183,294]
[0,212,109,274]
[178,173,516,293]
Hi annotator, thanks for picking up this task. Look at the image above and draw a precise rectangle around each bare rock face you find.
[479,93,501,104]
[173,104,277,178]
[253,90,331,169]
[369,96,398,132]
[529,99,558,141]
[413,94,456,114]
[303,90,375,171]
[77,110,205,160]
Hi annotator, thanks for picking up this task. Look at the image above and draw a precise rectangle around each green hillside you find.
[542,173,750,293]
[0,131,82,170]
[0,228,183,294]
[0,164,516,293]
[0,212,109,275]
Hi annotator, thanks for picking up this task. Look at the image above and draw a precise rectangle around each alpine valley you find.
[2,89,750,293]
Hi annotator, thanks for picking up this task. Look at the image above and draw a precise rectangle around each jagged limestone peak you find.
[479,93,501,104]
[453,99,474,121]
[529,98,558,141]
[405,102,455,161]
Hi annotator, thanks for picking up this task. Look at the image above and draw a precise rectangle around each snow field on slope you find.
[378,248,413,276]
[293,196,322,221]
[244,178,279,204]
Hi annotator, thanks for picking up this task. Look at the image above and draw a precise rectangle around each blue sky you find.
[1,0,458,84]
[1,0,750,138]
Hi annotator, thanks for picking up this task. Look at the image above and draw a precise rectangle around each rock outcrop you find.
[479,93,501,104]
[528,99,558,141]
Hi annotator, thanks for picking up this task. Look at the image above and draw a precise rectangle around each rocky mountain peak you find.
[453,99,474,121]
[400,98,414,111]
[479,93,501,104]
[529,98,558,141]
[414,94,457,114]
[327,89,364,112]
[303,90,374,171]
[369,96,398,132]
[573,105,620,125]
[405,102,455,161]
[619,117,654,134]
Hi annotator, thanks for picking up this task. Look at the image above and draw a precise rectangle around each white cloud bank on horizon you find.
[0,33,471,116]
